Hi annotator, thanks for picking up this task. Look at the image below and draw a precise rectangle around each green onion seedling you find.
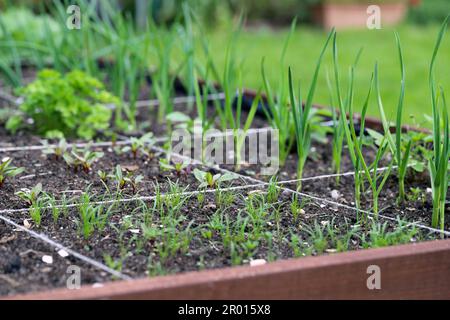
[375,33,412,203]
[354,128,394,217]
[260,18,297,166]
[289,28,334,190]
[325,71,345,185]
[332,33,367,214]
[428,17,450,230]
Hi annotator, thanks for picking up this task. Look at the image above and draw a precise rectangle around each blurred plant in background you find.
[0,7,60,42]
[408,0,450,25]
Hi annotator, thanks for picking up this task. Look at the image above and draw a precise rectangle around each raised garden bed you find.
[1,5,450,300]
[1,86,449,299]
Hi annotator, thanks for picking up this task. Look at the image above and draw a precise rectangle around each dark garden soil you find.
[0,147,246,211]
[0,220,112,296]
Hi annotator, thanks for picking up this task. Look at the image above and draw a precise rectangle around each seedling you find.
[375,33,412,203]
[98,170,108,183]
[290,194,307,223]
[29,200,43,227]
[304,221,328,254]
[193,168,237,189]
[428,17,450,230]
[63,144,104,173]
[77,192,109,239]
[332,33,367,214]
[266,176,280,203]
[122,133,156,159]
[41,138,68,160]
[159,158,190,176]
[15,183,43,206]
[103,254,125,273]
[260,18,297,166]
[0,157,24,187]
[215,189,236,208]
[289,28,334,190]
[15,183,45,227]
[110,165,143,194]
[364,218,418,248]
[325,71,345,185]
[45,193,62,225]
[407,187,426,204]
[125,173,144,194]
[355,131,394,217]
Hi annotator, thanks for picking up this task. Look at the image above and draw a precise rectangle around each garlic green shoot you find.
[325,70,345,185]
[332,32,366,214]
[260,18,297,166]
[375,32,412,203]
[428,16,450,231]
[289,28,334,190]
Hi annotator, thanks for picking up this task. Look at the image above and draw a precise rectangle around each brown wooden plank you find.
[7,239,450,300]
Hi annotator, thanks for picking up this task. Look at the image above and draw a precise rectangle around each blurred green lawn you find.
[206,23,450,127]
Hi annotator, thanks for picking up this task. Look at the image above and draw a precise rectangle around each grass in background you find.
[205,23,450,127]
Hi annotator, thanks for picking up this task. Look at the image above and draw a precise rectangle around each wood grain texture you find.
[7,239,450,300]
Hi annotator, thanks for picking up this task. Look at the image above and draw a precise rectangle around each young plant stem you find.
[260,18,297,166]
[289,28,334,190]
[332,33,368,218]
[428,16,450,230]
[375,32,411,204]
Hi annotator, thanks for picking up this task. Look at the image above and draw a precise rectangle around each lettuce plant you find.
[7,69,119,139]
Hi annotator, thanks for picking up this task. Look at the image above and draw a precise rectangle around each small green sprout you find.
[289,28,334,190]
[110,165,143,194]
[290,194,307,223]
[16,183,45,227]
[97,170,108,183]
[15,183,43,206]
[0,157,24,187]
[29,201,42,227]
[63,145,104,173]
[193,168,237,189]
[77,192,108,239]
[122,133,156,159]
[159,158,190,176]
[266,176,280,203]
[427,17,450,231]
[41,138,68,160]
